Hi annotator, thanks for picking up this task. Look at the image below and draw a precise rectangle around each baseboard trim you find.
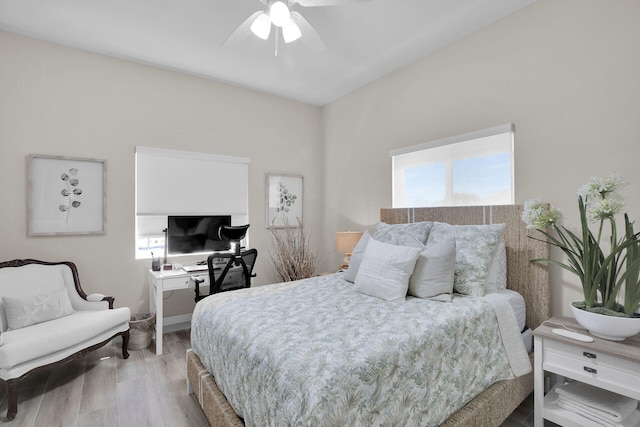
[163,313,192,333]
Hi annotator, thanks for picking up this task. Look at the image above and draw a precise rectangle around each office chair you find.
[193,224,257,302]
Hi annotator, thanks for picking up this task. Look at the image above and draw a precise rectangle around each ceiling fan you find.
[224,0,367,55]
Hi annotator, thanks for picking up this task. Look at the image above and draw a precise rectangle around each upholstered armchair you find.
[0,259,130,419]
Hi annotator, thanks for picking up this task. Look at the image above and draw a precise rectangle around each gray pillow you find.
[408,237,456,300]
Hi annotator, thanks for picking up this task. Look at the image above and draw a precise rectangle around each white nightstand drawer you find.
[534,317,640,427]
[545,340,640,375]
[544,345,640,400]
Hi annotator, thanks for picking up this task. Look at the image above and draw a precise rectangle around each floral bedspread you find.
[191,273,521,427]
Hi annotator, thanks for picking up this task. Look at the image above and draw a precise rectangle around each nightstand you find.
[533,315,640,427]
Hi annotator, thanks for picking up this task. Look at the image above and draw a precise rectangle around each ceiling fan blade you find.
[290,0,369,7]
[290,11,325,53]
[222,11,263,47]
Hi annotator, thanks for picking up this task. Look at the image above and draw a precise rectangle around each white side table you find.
[533,315,640,427]
[149,269,209,355]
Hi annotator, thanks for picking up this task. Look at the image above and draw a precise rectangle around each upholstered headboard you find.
[380,205,550,329]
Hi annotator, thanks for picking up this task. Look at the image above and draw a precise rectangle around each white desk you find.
[148,269,207,355]
[149,264,245,355]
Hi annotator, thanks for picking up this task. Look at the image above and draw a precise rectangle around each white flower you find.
[578,172,628,202]
[522,199,562,229]
[587,195,625,222]
[578,172,628,223]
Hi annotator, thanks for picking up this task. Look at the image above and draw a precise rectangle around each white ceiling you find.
[0,0,535,106]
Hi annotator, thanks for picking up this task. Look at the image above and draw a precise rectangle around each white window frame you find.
[390,124,514,208]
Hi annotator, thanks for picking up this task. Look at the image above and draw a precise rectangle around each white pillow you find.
[354,238,421,301]
[3,287,74,330]
[343,230,371,283]
[408,237,456,300]
[485,240,507,291]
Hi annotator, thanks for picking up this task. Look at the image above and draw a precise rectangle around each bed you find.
[186,205,550,426]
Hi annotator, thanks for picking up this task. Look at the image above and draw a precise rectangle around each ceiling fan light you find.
[282,20,301,43]
[269,1,290,27]
[250,12,271,40]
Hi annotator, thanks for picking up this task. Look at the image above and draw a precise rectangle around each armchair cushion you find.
[0,307,130,371]
[3,287,74,330]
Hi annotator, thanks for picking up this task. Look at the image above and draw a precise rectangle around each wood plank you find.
[33,358,85,427]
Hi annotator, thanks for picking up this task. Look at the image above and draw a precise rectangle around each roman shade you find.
[135,146,250,216]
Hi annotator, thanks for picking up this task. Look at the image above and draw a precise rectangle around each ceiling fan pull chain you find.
[275,27,280,56]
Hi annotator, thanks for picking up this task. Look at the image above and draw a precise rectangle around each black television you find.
[167,215,232,255]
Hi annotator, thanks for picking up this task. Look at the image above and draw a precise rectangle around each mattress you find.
[191,273,530,427]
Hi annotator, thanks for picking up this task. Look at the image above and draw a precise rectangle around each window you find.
[135,147,250,259]
[391,124,514,208]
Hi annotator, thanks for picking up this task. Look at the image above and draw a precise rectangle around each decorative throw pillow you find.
[3,287,74,330]
[343,230,371,283]
[426,222,506,297]
[485,240,507,291]
[373,221,434,248]
[354,238,421,301]
[408,237,456,300]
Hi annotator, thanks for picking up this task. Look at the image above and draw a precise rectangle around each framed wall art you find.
[266,174,303,228]
[28,154,106,236]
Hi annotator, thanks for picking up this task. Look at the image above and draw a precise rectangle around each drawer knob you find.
[584,366,598,374]
[583,351,597,359]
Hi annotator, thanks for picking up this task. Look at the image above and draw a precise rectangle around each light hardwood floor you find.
[0,330,537,427]
[0,330,206,427]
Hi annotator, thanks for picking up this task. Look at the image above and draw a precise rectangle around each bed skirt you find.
[186,349,534,427]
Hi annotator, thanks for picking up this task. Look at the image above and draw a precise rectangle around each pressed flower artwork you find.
[267,174,303,228]
[29,155,106,235]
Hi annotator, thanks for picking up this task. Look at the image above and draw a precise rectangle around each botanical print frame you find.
[266,174,303,228]
[28,154,106,236]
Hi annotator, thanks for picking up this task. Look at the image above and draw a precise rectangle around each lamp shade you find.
[335,231,364,254]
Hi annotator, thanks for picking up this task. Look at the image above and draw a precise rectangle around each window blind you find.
[135,146,250,216]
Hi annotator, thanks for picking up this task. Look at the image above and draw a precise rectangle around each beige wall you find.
[322,0,640,317]
[0,31,323,317]
[2,0,639,320]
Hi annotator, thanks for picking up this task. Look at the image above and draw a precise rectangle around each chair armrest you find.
[86,293,114,309]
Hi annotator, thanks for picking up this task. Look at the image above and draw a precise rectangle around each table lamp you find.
[335,231,364,270]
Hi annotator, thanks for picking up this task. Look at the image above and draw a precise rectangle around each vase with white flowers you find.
[522,172,640,340]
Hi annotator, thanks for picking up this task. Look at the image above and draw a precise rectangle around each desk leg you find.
[533,336,543,427]
[151,281,163,355]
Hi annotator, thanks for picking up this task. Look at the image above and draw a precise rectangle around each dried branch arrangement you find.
[269,217,317,282]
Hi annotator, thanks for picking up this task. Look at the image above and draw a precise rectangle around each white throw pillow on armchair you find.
[3,287,74,330]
